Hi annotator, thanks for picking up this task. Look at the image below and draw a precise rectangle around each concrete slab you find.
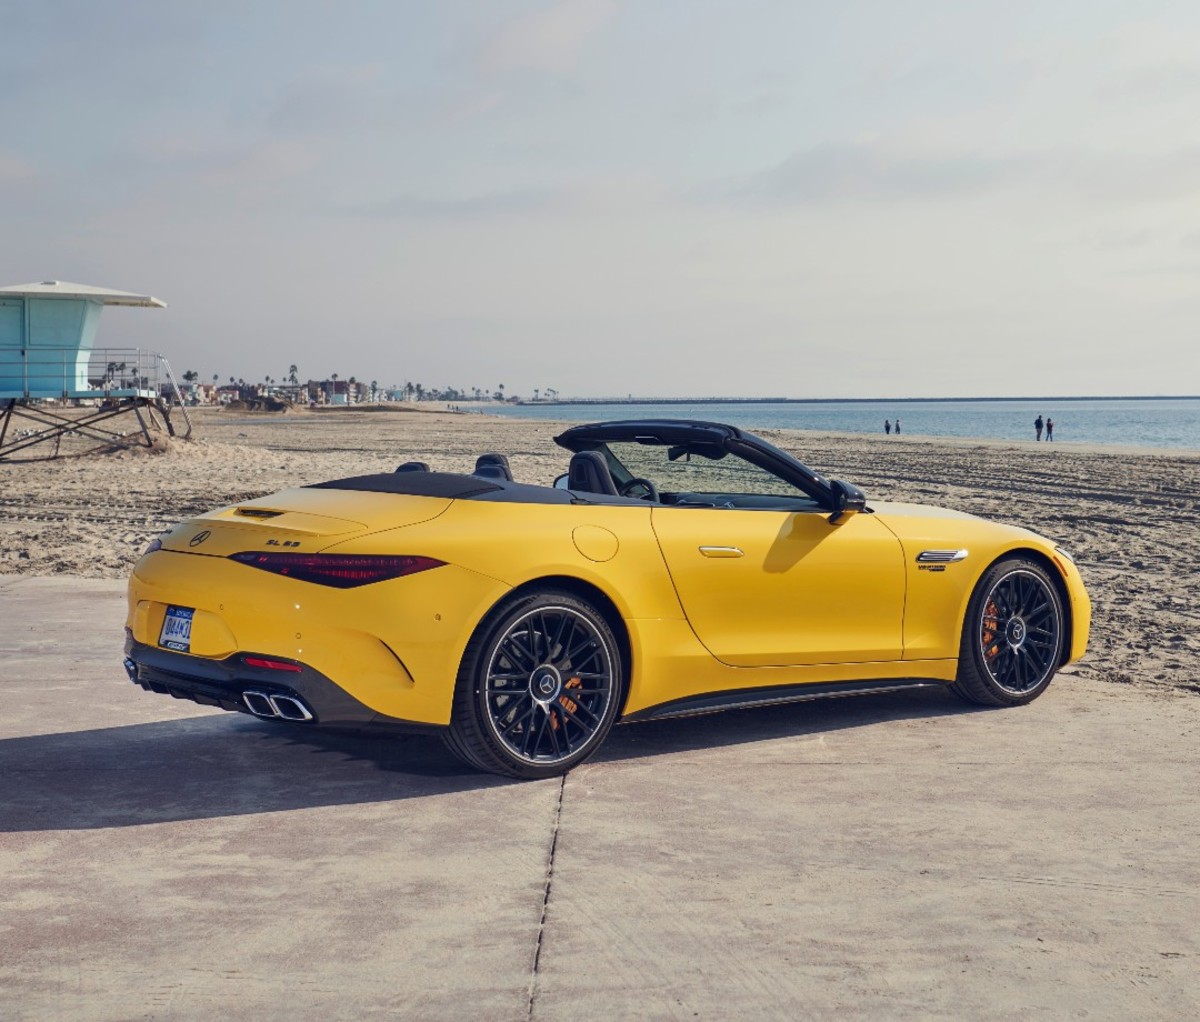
[1,578,1198,1020]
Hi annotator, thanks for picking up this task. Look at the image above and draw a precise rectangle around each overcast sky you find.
[2,1,1198,398]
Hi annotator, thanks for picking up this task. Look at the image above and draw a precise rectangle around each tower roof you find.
[0,280,166,307]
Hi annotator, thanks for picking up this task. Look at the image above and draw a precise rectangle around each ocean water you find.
[491,398,1200,451]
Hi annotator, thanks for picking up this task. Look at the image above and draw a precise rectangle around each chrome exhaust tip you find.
[242,690,277,718]
[269,694,314,721]
[123,658,139,683]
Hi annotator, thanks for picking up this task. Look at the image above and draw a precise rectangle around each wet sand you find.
[2,405,1197,695]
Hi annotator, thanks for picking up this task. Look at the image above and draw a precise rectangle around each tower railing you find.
[0,346,192,460]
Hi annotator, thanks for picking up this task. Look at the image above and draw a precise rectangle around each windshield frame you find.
[554,419,836,507]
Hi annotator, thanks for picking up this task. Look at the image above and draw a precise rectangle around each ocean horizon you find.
[490,396,1200,451]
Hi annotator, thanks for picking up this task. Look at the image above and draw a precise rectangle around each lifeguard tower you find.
[0,280,191,461]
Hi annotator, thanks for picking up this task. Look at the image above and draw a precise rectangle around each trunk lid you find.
[158,488,452,557]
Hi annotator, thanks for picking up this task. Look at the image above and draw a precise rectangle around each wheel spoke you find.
[1018,645,1044,686]
[555,700,593,732]
[508,631,538,668]
[545,710,563,757]
[548,612,571,661]
[534,612,553,662]
[498,699,536,739]
[564,632,596,665]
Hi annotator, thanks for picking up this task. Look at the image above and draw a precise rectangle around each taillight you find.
[228,552,446,588]
[243,656,303,672]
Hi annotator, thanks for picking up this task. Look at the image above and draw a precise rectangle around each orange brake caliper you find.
[552,677,583,730]
[982,600,1000,660]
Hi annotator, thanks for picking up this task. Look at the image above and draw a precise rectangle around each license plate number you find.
[159,606,194,652]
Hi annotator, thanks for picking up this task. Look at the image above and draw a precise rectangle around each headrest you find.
[474,453,513,481]
[567,450,619,496]
[395,461,430,473]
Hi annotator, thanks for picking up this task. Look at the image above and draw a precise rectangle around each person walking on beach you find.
[895,419,901,434]
[1046,417,1054,442]
[1034,414,1044,441]
[885,419,891,435]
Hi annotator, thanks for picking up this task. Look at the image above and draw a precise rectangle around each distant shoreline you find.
[518,394,1199,406]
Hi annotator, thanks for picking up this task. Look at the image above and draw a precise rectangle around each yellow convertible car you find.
[124,419,1090,778]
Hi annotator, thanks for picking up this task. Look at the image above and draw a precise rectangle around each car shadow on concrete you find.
[0,687,977,832]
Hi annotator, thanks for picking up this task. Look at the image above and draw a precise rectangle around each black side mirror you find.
[828,479,867,525]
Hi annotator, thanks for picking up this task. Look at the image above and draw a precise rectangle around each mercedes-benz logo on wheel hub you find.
[531,666,561,700]
[1006,618,1026,645]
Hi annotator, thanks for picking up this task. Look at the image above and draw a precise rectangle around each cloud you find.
[0,152,34,183]
[716,142,1200,207]
[344,186,556,219]
[478,0,617,75]
[264,64,394,135]
[727,143,1024,204]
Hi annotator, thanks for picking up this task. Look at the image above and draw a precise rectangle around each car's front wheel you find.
[444,588,624,779]
[951,557,1065,706]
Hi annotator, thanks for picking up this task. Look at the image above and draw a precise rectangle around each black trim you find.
[621,678,947,722]
[472,482,580,504]
[307,471,587,505]
[308,472,501,498]
[123,637,443,734]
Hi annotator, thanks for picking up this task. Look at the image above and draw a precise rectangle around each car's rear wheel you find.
[444,588,624,779]
[951,557,1065,706]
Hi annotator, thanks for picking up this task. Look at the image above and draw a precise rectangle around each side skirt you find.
[621,678,949,723]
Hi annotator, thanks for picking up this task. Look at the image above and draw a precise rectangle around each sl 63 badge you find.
[265,539,301,547]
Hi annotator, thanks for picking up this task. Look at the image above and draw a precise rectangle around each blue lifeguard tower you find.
[0,280,191,460]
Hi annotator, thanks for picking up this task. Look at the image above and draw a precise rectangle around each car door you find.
[651,506,906,667]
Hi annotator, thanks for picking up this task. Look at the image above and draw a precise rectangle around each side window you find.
[595,441,822,510]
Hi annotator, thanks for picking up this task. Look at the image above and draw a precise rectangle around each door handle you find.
[699,546,744,558]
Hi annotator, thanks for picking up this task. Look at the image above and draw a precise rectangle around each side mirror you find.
[553,473,570,490]
[828,479,867,525]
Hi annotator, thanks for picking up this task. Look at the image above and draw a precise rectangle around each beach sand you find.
[2,405,1196,696]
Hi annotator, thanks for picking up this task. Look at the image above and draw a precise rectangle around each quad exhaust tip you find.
[242,690,314,722]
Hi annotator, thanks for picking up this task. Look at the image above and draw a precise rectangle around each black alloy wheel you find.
[951,557,1065,707]
[445,589,624,779]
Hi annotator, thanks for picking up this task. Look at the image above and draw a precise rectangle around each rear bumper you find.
[123,633,443,734]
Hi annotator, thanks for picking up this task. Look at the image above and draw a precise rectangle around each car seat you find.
[567,451,619,496]
[474,453,513,481]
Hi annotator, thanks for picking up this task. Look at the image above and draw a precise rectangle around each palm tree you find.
[288,364,299,386]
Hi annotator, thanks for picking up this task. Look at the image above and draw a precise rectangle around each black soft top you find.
[307,472,581,504]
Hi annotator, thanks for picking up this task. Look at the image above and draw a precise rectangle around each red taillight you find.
[243,656,303,673]
[228,552,446,588]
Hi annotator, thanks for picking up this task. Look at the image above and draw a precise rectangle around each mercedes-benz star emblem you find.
[189,530,211,548]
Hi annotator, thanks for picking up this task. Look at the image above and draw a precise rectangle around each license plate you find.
[159,606,194,652]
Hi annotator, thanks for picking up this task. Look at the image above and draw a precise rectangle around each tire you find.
[951,557,1065,707]
[443,588,625,779]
